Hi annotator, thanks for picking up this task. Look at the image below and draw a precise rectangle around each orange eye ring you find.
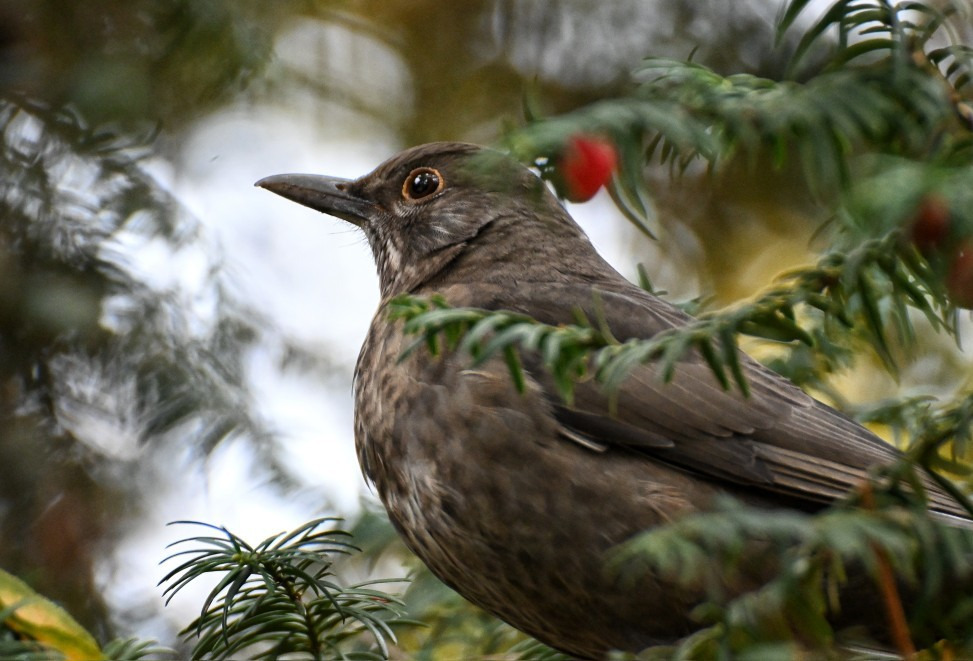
[402,167,444,201]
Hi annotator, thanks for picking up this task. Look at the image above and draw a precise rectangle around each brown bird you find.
[257,142,969,658]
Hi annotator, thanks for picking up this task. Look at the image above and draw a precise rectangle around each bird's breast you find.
[350,306,721,657]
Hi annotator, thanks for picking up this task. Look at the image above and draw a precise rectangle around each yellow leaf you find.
[0,567,105,661]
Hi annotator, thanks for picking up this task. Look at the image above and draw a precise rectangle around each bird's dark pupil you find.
[410,171,438,197]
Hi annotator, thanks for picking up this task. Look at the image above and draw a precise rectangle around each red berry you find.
[557,135,618,203]
[909,195,951,256]
[947,240,973,309]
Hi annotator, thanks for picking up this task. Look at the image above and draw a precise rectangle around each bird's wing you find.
[500,284,964,517]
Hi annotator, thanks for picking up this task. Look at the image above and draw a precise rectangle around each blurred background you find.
[1,0,968,655]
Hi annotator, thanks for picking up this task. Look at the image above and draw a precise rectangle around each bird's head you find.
[257,142,577,298]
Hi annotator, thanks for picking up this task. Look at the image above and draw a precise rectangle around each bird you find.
[256,142,970,658]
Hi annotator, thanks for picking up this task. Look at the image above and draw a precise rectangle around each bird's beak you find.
[255,174,375,226]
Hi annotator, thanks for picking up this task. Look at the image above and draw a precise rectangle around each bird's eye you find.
[402,167,444,201]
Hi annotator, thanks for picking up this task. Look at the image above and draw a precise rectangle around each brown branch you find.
[860,482,916,658]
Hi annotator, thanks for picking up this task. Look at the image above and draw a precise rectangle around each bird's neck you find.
[373,237,467,301]
[420,210,615,291]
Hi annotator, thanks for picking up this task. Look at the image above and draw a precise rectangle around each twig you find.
[860,482,916,658]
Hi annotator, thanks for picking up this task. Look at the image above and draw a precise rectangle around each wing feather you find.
[434,280,968,519]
